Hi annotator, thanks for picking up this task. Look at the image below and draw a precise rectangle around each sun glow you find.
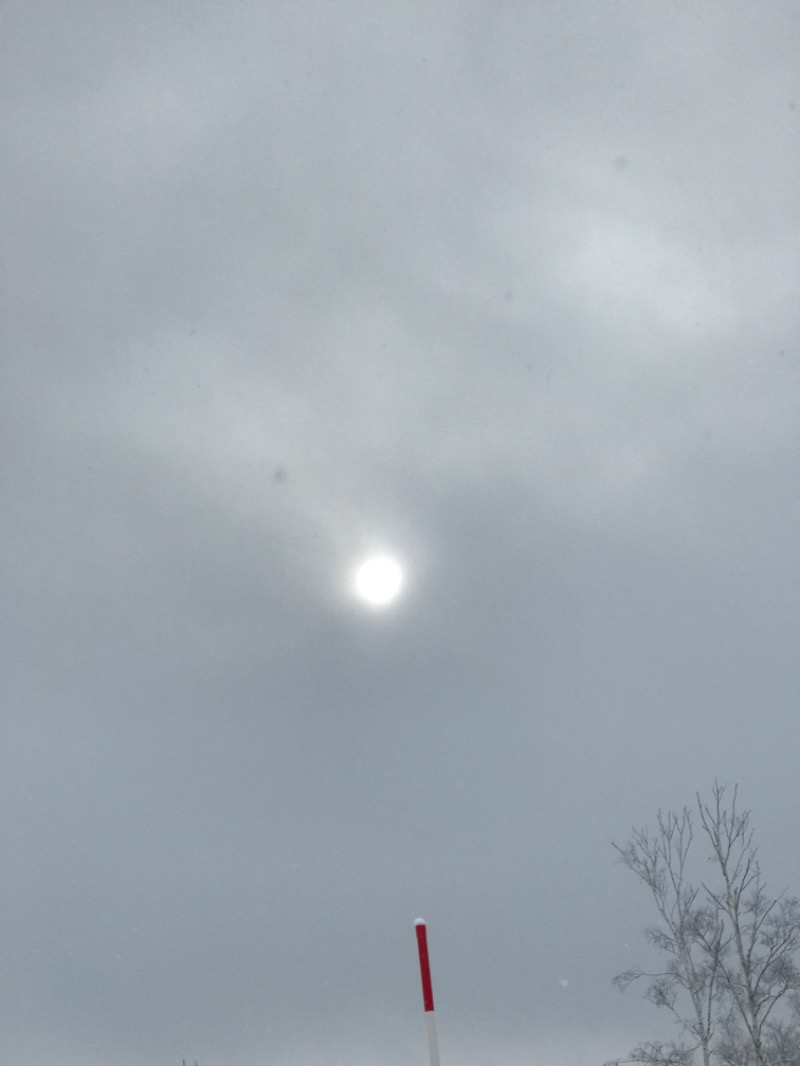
[352,554,405,607]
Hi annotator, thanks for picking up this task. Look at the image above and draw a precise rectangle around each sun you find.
[352,554,405,608]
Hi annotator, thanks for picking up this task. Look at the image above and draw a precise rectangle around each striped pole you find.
[414,919,441,1066]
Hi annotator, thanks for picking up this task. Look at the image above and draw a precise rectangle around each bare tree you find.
[698,785,800,1066]
[612,808,725,1066]
[608,785,800,1066]
[762,992,800,1066]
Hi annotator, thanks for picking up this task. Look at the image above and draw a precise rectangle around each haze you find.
[2,3,799,1066]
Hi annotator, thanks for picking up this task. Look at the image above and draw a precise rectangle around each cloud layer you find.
[3,3,799,1065]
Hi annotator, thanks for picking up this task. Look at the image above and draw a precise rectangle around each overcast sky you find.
[3,3,800,1065]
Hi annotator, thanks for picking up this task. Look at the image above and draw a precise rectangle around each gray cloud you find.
[3,3,799,1065]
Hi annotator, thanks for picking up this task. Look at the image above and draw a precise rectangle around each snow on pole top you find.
[414,917,426,926]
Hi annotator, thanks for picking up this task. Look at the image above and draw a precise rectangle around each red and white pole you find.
[414,919,441,1066]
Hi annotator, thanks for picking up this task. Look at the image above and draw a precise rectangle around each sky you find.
[2,2,800,1065]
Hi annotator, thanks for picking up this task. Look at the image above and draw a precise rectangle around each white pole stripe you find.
[425,1009,441,1066]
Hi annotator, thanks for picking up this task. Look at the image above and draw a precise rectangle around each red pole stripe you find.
[415,920,435,1012]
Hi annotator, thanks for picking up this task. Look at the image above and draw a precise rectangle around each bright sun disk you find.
[353,554,404,607]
